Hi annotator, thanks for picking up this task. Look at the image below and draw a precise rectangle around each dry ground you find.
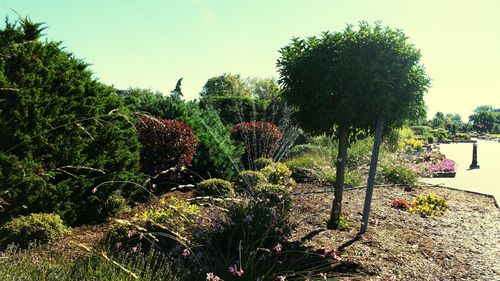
[290,183,500,280]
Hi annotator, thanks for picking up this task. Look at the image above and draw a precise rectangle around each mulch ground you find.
[290,183,500,280]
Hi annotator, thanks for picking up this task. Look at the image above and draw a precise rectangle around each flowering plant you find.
[428,159,456,173]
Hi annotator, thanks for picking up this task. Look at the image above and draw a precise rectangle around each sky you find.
[1,0,499,121]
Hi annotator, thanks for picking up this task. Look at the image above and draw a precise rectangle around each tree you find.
[0,18,142,224]
[278,22,430,229]
[199,73,251,100]
[170,77,183,99]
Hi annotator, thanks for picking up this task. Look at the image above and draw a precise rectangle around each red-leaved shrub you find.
[391,198,411,210]
[136,115,197,175]
[232,121,282,169]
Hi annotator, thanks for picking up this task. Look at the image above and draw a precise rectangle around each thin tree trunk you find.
[328,127,349,229]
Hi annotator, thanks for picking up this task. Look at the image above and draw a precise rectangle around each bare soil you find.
[290,183,500,280]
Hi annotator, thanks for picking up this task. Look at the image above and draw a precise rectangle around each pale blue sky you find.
[1,0,499,120]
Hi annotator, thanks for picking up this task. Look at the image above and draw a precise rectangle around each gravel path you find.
[290,183,500,280]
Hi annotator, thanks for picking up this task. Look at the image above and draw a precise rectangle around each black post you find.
[360,118,384,234]
[469,143,480,169]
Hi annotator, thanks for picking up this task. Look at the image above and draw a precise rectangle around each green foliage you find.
[0,213,71,249]
[260,162,294,186]
[199,73,251,100]
[285,154,334,182]
[0,245,184,280]
[0,18,142,224]
[136,115,197,175]
[278,22,430,136]
[347,137,374,169]
[232,121,283,169]
[122,88,243,180]
[409,193,448,216]
[380,163,417,186]
[200,95,269,125]
[99,190,129,218]
[331,214,349,231]
[136,196,200,232]
[469,106,498,134]
[235,170,267,191]
[201,184,292,280]
[325,170,362,187]
[253,157,274,170]
[195,178,235,197]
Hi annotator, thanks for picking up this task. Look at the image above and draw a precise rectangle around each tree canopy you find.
[277,22,430,228]
[278,22,430,135]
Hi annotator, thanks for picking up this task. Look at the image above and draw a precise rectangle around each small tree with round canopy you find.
[277,22,430,230]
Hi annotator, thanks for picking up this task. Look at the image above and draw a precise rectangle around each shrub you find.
[122,89,243,180]
[136,196,200,232]
[253,157,274,170]
[409,193,448,216]
[331,214,349,231]
[391,198,411,210]
[232,121,282,169]
[200,184,292,280]
[195,178,235,197]
[260,162,294,186]
[99,190,129,218]
[325,170,362,187]
[285,154,334,182]
[235,170,267,191]
[347,137,374,169]
[0,19,142,224]
[136,115,197,176]
[0,213,71,249]
[380,164,417,186]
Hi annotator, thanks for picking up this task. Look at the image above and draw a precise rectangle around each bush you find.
[200,95,269,125]
[391,198,411,210]
[232,122,282,169]
[137,115,197,176]
[260,162,294,186]
[99,190,129,218]
[136,196,200,232]
[122,89,243,180]
[347,137,374,169]
[0,19,142,224]
[200,184,292,280]
[0,213,71,249]
[409,193,448,216]
[195,178,235,197]
[285,154,334,182]
[380,164,417,186]
[235,170,267,191]
[325,170,362,187]
[253,157,274,170]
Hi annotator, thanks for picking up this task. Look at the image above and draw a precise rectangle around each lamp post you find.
[469,143,480,169]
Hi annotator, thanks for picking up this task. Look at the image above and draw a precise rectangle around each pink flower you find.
[277,276,286,281]
[320,272,328,280]
[206,272,221,281]
[228,264,244,277]
[127,232,134,238]
[182,249,190,257]
[273,243,282,253]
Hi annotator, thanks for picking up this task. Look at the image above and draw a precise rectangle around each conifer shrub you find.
[260,162,295,186]
[136,115,197,176]
[253,157,274,170]
[0,18,142,224]
[235,170,267,191]
[195,178,235,197]
[232,122,282,169]
[0,213,71,249]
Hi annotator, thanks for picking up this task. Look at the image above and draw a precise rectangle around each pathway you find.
[420,139,500,202]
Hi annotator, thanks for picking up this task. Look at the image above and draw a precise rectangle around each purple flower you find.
[243,213,254,224]
[273,243,282,253]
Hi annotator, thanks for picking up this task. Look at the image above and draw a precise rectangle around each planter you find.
[432,171,456,178]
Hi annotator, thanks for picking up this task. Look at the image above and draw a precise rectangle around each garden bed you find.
[290,183,499,280]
